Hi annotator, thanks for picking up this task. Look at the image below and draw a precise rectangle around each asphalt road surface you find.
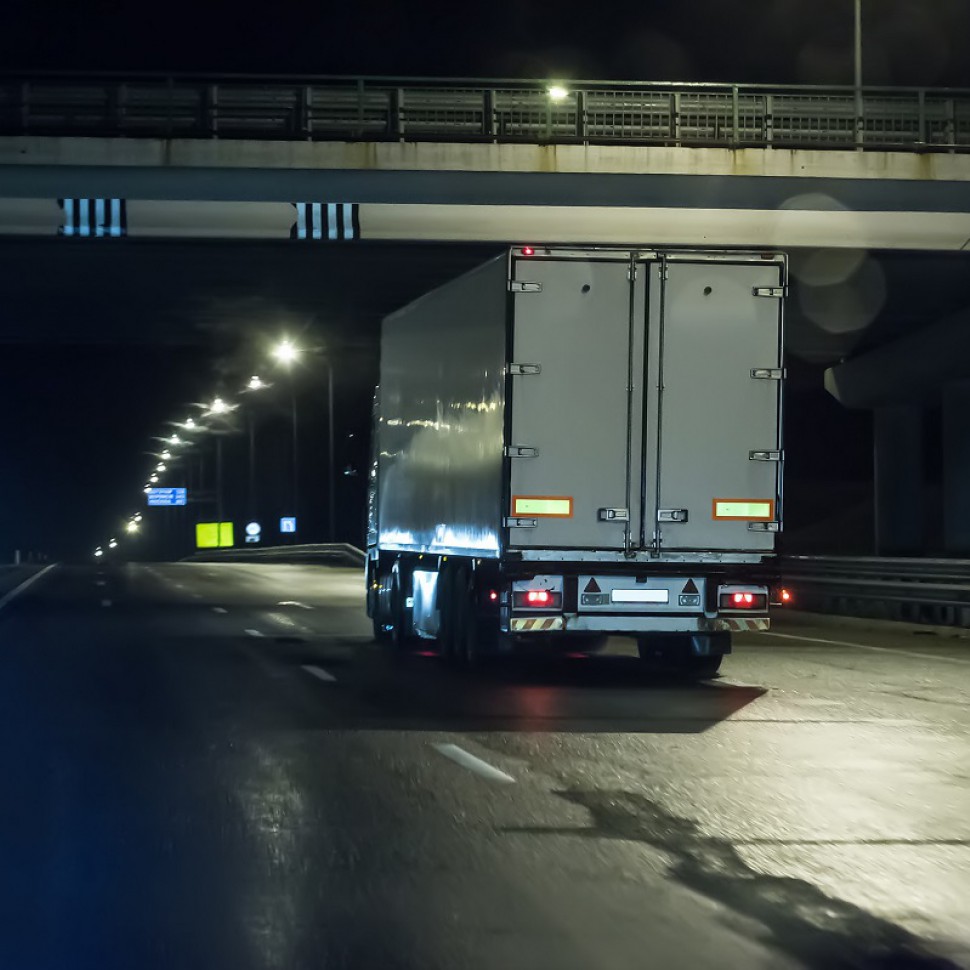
[1,562,968,970]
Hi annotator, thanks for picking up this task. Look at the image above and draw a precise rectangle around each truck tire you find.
[372,613,392,644]
[637,634,727,679]
[683,654,723,679]
[453,569,479,668]
[388,566,410,651]
[436,567,457,659]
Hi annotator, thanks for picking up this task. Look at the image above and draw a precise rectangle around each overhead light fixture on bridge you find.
[547,85,569,102]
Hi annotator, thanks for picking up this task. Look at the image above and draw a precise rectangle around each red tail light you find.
[488,590,499,602]
[513,589,562,609]
[719,591,767,610]
[521,246,535,256]
[781,588,793,604]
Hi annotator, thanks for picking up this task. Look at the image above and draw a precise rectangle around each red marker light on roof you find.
[521,246,535,256]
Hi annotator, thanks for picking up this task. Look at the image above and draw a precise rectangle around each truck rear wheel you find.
[637,633,728,679]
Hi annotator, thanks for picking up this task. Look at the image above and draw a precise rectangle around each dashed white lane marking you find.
[279,600,314,610]
[763,631,970,665]
[432,743,516,785]
[0,564,57,612]
[95,580,106,587]
[267,612,298,628]
[302,664,337,683]
[244,629,265,638]
[212,607,228,614]
[101,599,112,608]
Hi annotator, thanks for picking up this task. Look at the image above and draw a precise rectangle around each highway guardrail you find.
[184,543,366,568]
[779,555,970,628]
[1,73,968,152]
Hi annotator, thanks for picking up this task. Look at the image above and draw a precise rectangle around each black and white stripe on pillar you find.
[58,198,127,238]
[291,203,360,241]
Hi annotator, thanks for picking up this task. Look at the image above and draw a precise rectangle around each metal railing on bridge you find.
[1,73,968,152]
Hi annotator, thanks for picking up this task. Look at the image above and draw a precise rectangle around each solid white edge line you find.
[0,564,57,612]
[763,630,970,665]
[302,664,337,683]
[245,629,265,638]
[432,743,516,784]
[278,600,314,610]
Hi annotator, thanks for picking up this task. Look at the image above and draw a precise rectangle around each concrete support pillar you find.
[943,380,970,555]
[874,405,924,556]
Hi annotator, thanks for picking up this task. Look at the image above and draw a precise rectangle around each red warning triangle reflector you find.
[682,579,699,594]
[584,578,602,593]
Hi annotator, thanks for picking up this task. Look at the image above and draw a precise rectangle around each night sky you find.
[0,0,964,557]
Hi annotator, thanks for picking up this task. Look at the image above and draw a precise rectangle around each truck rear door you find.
[507,252,645,550]
[648,256,784,552]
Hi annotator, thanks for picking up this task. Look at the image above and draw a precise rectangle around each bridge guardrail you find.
[0,74,967,152]
[779,555,970,628]
[184,543,366,568]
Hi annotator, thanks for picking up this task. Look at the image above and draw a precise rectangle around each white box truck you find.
[366,246,786,676]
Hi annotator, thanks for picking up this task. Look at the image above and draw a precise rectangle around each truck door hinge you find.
[505,445,539,458]
[753,285,787,298]
[657,508,689,523]
[749,450,783,462]
[509,281,542,293]
[598,507,630,522]
[750,368,786,380]
[748,521,781,533]
[505,517,538,529]
[509,363,541,376]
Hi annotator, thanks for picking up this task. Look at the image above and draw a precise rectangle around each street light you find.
[271,339,301,367]
[150,474,159,483]
[169,434,182,446]
[126,521,140,534]
[547,84,569,102]
[156,463,167,473]
[161,450,172,460]
[109,539,118,549]
[94,548,103,558]
[207,397,231,415]
[270,337,336,541]
[243,376,269,518]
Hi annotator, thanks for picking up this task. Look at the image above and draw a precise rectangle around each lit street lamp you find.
[109,539,118,549]
[150,474,159,483]
[243,376,269,518]
[156,463,166,473]
[547,84,569,102]
[270,337,336,541]
[126,521,140,534]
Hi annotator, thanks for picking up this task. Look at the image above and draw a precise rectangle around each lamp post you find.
[244,376,268,519]
[270,339,336,541]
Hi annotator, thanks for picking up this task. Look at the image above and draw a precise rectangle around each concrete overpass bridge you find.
[1,73,970,555]
[0,73,968,248]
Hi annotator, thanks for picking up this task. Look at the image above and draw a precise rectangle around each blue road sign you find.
[280,516,297,534]
[147,487,187,507]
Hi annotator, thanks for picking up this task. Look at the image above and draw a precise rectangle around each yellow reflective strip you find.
[714,500,773,520]
[513,496,573,517]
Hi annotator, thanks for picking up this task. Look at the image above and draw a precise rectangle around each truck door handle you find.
[658,509,688,523]
[599,508,630,522]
